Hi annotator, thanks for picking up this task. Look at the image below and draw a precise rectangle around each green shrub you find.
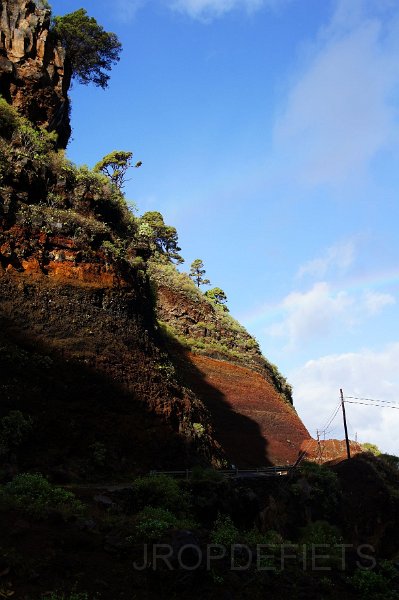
[0,98,20,138]
[133,506,195,541]
[42,594,89,600]
[0,473,84,518]
[243,528,284,546]
[101,239,126,262]
[0,138,12,183]
[12,123,57,159]
[210,514,239,546]
[381,453,399,470]
[89,442,107,467]
[192,422,206,437]
[349,562,399,599]
[16,205,109,241]
[299,520,343,546]
[292,462,342,518]
[361,442,381,456]
[191,466,224,483]
[132,474,189,515]
[0,410,33,457]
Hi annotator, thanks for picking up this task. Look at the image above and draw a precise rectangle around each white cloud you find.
[170,0,285,20]
[268,282,353,347]
[363,290,395,315]
[268,282,395,348]
[111,0,288,21]
[291,344,399,454]
[297,240,355,279]
[113,0,145,21]
[274,2,399,185]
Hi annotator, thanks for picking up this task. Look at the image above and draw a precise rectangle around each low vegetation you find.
[0,473,84,518]
[0,456,398,598]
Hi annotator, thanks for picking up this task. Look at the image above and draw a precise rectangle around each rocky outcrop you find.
[0,266,224,475]
[150,266,311,465]
[0,0,71,147]
[0,147,226,476]
[302,438,363,463]
[151,264,294,405]
[177,352,311,466]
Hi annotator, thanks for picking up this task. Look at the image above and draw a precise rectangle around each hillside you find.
[149,261,311,465]
[2,4,399,600]
[0,0,224,475]
[0,0,312,474]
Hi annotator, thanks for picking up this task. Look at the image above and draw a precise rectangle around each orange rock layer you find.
[180,352,311,466]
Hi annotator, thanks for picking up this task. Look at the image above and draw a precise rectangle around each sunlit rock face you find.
[0,0,71,147]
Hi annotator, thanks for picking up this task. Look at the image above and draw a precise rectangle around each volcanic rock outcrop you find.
[0,0,313,474]
[0,0,71,147]
[151,264,312,466]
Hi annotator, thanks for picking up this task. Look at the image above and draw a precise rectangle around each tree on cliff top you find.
[205,287,229,311]
[94,150,142,190]
[189,259,210,288]
[139,211,184,264]
[53,9,122,89]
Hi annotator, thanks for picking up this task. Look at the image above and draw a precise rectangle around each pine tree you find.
[189,259,210,288]
[205,287,229,311]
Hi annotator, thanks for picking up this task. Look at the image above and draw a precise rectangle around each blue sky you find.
[51,0,399,454]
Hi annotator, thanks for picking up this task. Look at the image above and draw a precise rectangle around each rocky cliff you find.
[0,0,312,475]
[0,0,71,147]
[149,261,312,466]
[0,99,227,478]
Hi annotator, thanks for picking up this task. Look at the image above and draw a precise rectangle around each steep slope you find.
[150,262,311,466]
[0,105,225,478]
[302,438,363,463]
[0,268,222,477]
[1,0,311,474]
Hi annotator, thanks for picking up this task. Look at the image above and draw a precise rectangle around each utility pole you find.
[316,430,322,464]
[340,389,351,460]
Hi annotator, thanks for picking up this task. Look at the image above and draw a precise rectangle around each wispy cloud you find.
[268,282,395,348]
[363,290,395,315]
[112,0,146,21]
[268,282,353,347]
[110,0,288,22]
[291,343,399,453]
[274,1,399,186]
[297,240,356,279]
[169,0,286,21]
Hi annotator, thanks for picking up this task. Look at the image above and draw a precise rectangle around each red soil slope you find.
[181,352,311,467]
[301,438,363,463]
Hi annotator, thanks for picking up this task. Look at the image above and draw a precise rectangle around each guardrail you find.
[148,466,295,479]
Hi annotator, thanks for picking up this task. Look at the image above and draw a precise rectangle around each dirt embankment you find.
[302,438,363,463]
[173,351,311,466]
[0,263,224,477]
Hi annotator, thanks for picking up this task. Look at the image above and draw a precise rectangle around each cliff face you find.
[0,0,311,472]
[0,109,225,478]
[0,267,223,477]
[150,262,311,466]
[0,0,71,147]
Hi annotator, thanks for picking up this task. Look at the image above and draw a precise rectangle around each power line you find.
[293,401,344,469]
[345,396,399,405]
[319,402,341,434]
[323,404,341,433]
[345,400,399,410]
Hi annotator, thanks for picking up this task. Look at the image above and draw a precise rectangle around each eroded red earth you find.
[182,352,311,467]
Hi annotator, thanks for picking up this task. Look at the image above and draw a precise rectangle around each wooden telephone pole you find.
[340,389,351,460]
